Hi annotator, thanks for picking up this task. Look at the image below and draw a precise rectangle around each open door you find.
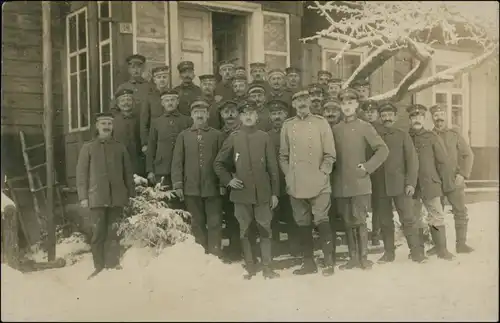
[178,8,213,86]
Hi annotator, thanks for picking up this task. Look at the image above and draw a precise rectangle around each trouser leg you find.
[328,196,339,264]
[234,203,258,277]
[89,208,107,271]
[394,194,423,260]
[423,197,455,260]
[446,187,473,252]
[338,198,360,269]
[205,196,223,256]
[223,196,241,257]
[104,207,123,268]
[311,193,334,270]
[374,196,395,254]
[370,195,381,245]
[184,196,208,251]
[290,196,317,275]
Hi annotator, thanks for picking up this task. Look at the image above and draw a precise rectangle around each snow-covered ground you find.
[2,201,498,321]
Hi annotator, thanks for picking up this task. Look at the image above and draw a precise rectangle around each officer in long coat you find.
[171,99,224,256]
[430,104,475,254]
[214,101,280,280]
[173,61,202,116]
[146,89,193,190]
[112,89,143,176]
[114,54,155,115]
[332,88,389,270]
[371,102,426,263]
[408,104,455,260]
[280,89,337,277]
[76,112,135,279]
[140,66,171,152]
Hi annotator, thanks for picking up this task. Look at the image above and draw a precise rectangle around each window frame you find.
[97,0,114,113]
[66,7,91,133]
[263,11,290,69]
[319,38,366,82]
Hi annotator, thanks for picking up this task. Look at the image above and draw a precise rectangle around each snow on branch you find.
[303,1,499,102]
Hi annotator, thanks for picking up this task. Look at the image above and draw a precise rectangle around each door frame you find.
[168,1,264,85]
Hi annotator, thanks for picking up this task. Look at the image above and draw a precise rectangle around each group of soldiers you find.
[76,54,475,280]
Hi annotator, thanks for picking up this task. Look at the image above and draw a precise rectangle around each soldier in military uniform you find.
[285,67,302,93]
[76,112,135,279]
[267,99,299,256]
[215,60,237,101]
[231,75,249,104]
[140,66,171,153]
[198,74,222,130]
[430,104,474,254]
[326,78,342,99]
[249,62,267,84]
[408,104,455,260]
[235,66,247,78]
[173,61,202,116]
[214,101,281,280]
[114,54,155,115]
[332,88,389,270]
[280,89,337,277]
[351,79,371,101]
[317,70,333,93]
[247,84,272,132]
[171,98,224,256]
[360,100,384,246]
[371,102,427,263]
[267,69,293,116]
[112,89,143,176]
[146,89,193,193]
[308,83,326,115]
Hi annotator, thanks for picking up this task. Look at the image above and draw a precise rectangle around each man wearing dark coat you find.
[247,83,272,132]
[408,104,455,260]
[171,98,224,256]
[332,88,389,270]
[76,112,135,279]
[214,101,280,280]
[112,88,144,176]
[430,104,475,254]
[371,102,427,263]
[215,60,237,101]
[173,61,202,116]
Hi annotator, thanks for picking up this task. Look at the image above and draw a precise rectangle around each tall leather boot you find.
[405,227,427,263]
[241,238,257,280]
[455,223,474,253]
[429,225,455,260]
[260,238,280,279]
[293,226,318,275]
[317,222,335,276]
[248,225,260,264]
[357,224,373,270]
[378,226,395,263]
[339,227,359,270]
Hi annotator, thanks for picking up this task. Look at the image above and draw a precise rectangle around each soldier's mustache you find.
[436,118,445,122]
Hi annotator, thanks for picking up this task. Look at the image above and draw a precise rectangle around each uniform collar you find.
[343,116,358,123]
[433,126,447,133]
[409,128,426,136]
[118,112,135,119]
[296,112,312,120]
[223,121,240,132]
[98,136,113,143]
[164,110,180,117]
[129,77,147,84]
[190,124,210,132]
[240,125,257,133]
[181,81,195,88]
[270,90,283,96]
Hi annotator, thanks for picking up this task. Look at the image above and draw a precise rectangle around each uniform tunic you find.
[112,113,143,175]
[267,127,287,197]
[267,90,293,116]
[214,126,280,205]
[409,128,453,200]
[140,88,166,146]
[76,137,135,208]
[146,111,193,176]
[255,106,272,132]
[331,118,389,198]
[279,113,336,199]
[173,82,202,116]
[215,81,234,101]
[434,127,474,180]
[171,126,224,197]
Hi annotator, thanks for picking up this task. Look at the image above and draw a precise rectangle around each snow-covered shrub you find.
[117,176,192,253]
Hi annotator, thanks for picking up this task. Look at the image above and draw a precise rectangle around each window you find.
[98,1,113,112]
[434,64,467,131]
[323,50,362,81]
[66,8,90,132]
[263,12,290,70]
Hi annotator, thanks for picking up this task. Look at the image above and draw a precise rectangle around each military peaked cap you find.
[177,61,194,72]
[351,78,370,87]
[378,101,397,113]
[126,54,146,65]
[199,74,216,82]
[232,75,248,83]
[337,88,360,101]
[237,100,257,113]
[190,97,210,110]
[308,83,324,93]
[250,62,266,70]
[328,78,342,84]
[218,60,236,69]
[267,99,289,112]
[360,100,379,112]
[247,83,266,94]
[292,89,310,101]
[114,88,134,99]
[95,112,114,121]
[285,67,301,75]
[407,104,427,117]
[429,104,446,115]
[268,69,285,78]
[318,70,332,77]
[219,100,238,112]
[160,89,179,98]
[151,66,170,76]
[322,98,342,109]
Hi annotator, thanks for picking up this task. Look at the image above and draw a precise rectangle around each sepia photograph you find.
[1,0,499,321]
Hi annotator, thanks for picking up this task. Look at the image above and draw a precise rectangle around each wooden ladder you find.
[10,128,67,244]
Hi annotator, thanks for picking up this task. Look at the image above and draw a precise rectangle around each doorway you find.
[176,5,248,85]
